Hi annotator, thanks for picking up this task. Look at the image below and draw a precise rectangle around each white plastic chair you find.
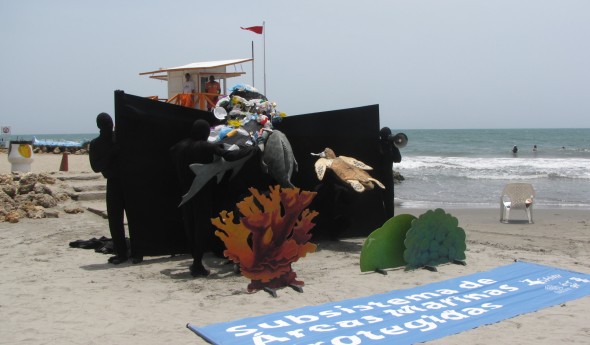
[500,183,535,224]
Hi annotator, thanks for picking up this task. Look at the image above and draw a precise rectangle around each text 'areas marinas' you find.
[227,279,516,344]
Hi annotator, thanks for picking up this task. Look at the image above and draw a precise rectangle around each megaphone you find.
[389,133,408,149]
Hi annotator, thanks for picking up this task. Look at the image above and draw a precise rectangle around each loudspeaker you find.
[390,133,408,148]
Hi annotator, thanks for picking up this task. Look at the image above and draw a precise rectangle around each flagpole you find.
[251,41,255,87]
[240,24,264,91]
[263,21,266,96]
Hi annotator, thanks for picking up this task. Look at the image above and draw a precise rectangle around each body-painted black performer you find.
[379,127,403,219]
[170,119,254,277]
[89,113,128,265]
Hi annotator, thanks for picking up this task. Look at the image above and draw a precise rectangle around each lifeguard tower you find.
[139,58,252,110]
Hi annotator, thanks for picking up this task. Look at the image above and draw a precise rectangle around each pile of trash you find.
[0,173,83,223]
[209,84,286,149]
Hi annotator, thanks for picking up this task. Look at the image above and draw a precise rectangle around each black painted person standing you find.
[379,127,403,219]
[89,113,129,265]
[170,119,254,277]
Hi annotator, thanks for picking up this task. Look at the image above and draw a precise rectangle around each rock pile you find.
[0,172,83,223]
[393,170,405,184]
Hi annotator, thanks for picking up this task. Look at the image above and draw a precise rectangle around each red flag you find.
[241,26,263,34]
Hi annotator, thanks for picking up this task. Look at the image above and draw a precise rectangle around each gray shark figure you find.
[261,130,298,188]
[179,130,297,207]
[179,152,253,207]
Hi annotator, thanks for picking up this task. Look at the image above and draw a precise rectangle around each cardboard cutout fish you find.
[179,152,253,207]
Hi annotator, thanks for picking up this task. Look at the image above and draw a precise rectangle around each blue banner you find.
[188,262,590,345]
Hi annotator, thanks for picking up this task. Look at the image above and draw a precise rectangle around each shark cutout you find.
[179,151,253,207]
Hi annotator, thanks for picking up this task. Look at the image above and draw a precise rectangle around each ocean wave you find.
[399,156,590,180]
[391,129,589,208]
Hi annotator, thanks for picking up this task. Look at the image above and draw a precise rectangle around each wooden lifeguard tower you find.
[139,58,252,110]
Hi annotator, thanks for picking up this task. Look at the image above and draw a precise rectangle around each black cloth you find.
[69,236,111,250]
[69,237,131,255]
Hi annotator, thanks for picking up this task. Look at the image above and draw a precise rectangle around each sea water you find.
[4,129,589,209]
[2,133,96,145]
[394,128,590,209]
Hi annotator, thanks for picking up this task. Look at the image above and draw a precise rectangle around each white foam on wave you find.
[399,156,590,180]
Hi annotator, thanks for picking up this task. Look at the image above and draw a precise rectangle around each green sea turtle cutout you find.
[360,214,417,272]
[403,208,466,270]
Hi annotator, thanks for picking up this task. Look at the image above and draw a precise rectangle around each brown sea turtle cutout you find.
[311,148,385,192]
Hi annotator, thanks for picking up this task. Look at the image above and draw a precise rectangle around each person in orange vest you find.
[205,75,221,111]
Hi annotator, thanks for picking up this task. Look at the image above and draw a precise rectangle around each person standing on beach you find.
[205,75,221,111]
[170,119,253,277]
[89,113,129,265]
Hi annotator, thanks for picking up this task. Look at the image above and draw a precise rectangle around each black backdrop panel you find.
[114,91,220,256]
[276,105,388,238]
[115,91,388,256]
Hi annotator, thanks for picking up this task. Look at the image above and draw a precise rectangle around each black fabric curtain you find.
[114,91,390,255]
[276,105,389,238]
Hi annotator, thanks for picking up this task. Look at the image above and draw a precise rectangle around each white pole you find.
[251,41,255,87]
[263,21,266,96]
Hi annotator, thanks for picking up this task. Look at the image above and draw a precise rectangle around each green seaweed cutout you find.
[360,214,417,272]
[403,208,466,270]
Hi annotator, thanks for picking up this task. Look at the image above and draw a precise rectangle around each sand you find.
[1,152,589,345]
[0,151,92,174]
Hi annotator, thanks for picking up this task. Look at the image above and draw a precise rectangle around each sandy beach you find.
[1,152,589,345]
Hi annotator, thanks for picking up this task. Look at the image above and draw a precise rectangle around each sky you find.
[1,0,589,134]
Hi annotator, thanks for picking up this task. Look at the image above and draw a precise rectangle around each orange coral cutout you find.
[212,186,318,292]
